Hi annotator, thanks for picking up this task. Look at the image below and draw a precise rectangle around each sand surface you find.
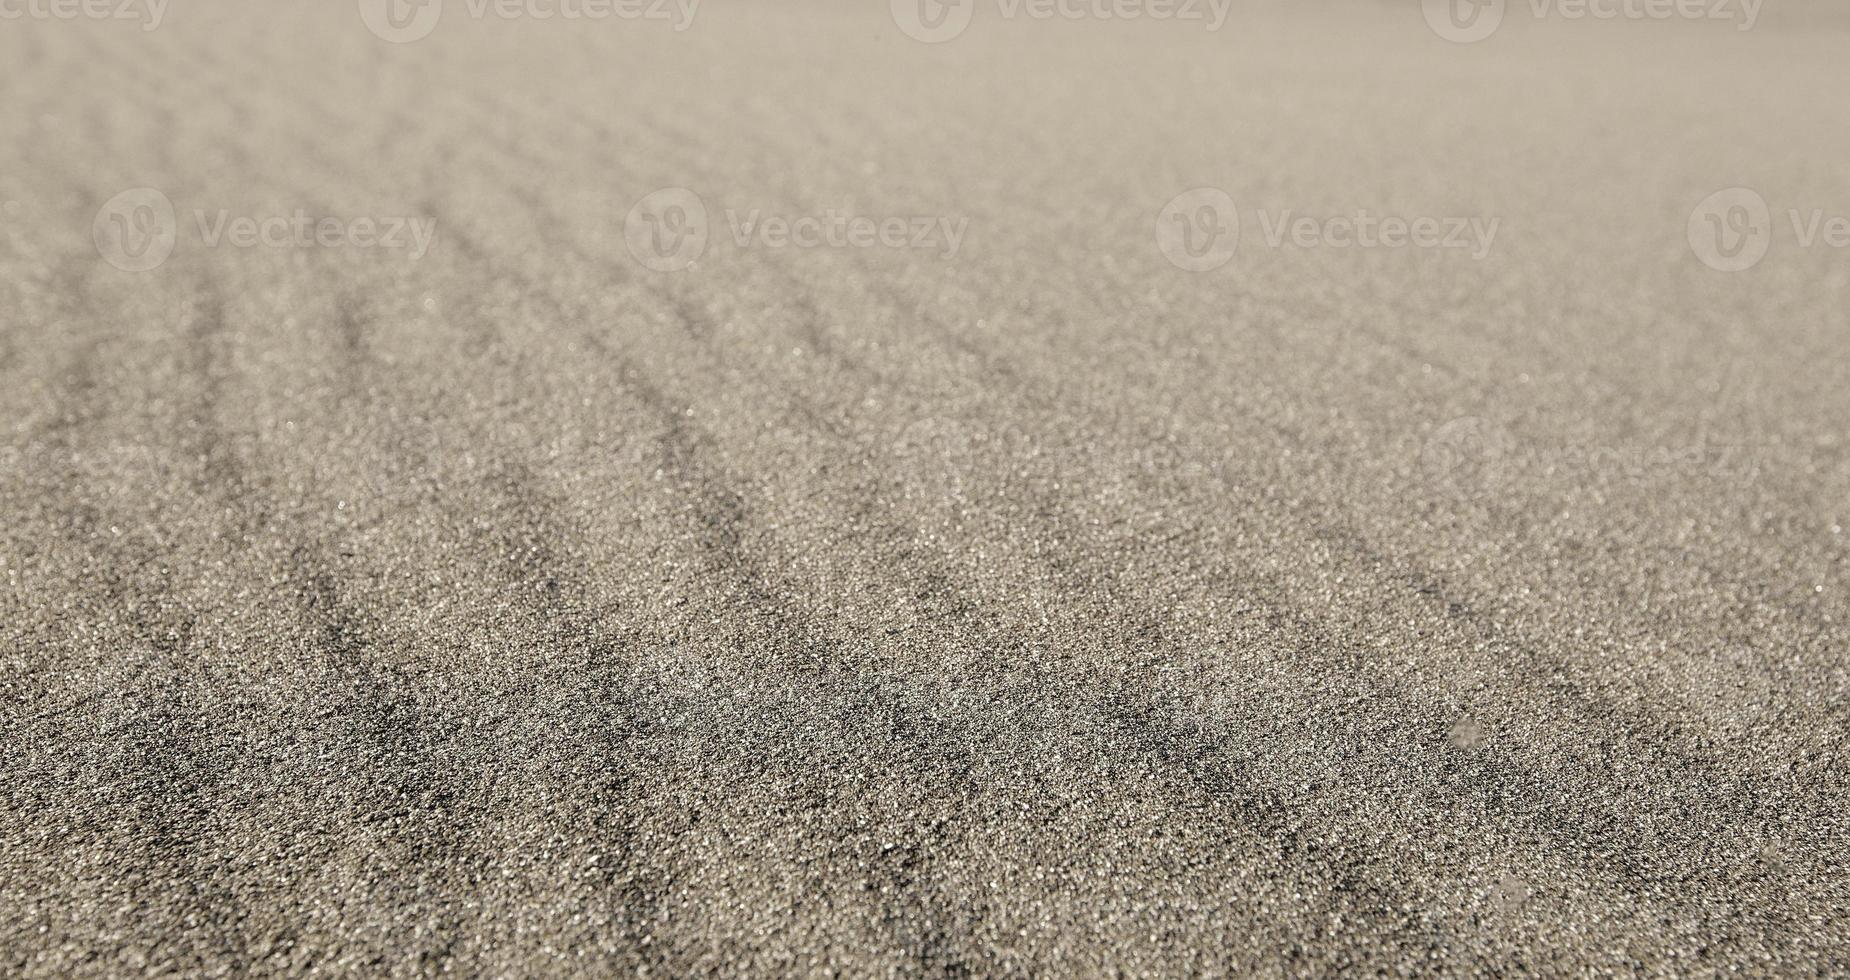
[2,1,1848,974]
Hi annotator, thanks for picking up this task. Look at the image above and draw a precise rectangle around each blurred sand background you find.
[2,0,1847,974]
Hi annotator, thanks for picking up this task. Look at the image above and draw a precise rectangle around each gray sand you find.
[2,2,1847,975]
